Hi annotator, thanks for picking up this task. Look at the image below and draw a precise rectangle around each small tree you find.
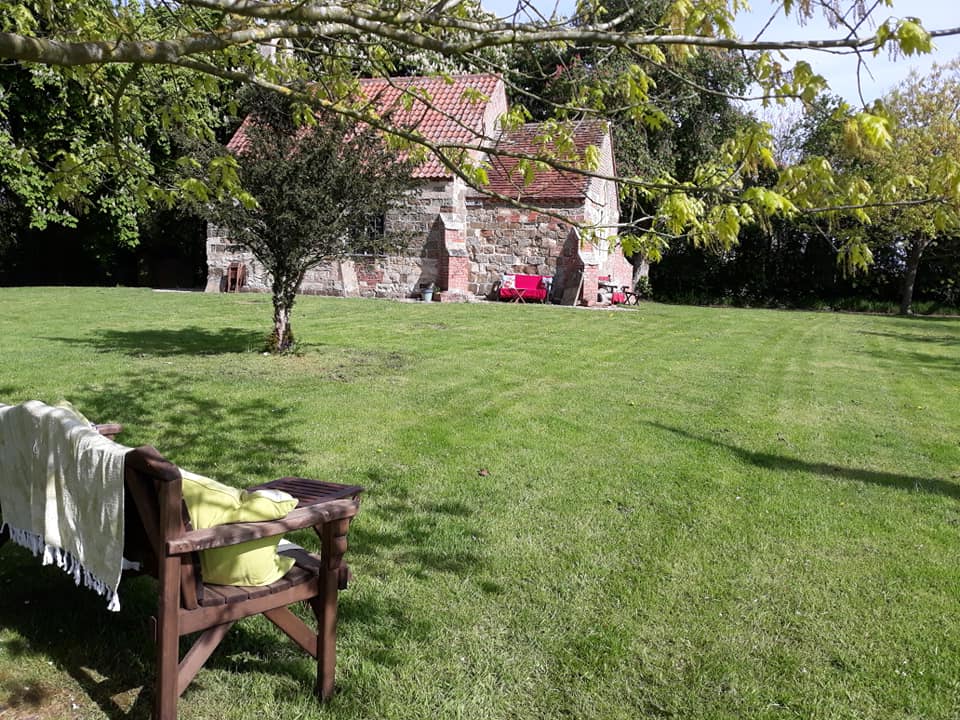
[787,67,960,314]
[202,94,418,352]
[878,62,960,314]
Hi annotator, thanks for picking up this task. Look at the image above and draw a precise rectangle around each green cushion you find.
[180,469,298,586]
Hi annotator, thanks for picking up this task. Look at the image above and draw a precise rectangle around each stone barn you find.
[205,73,632,305]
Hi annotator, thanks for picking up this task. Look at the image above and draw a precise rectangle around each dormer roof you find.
[479,120,612,202]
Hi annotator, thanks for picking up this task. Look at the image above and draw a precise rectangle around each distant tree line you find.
[649,63,960,314]
[650,221,960,313]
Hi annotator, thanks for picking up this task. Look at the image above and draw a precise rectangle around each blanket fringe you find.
[1,521,121,611]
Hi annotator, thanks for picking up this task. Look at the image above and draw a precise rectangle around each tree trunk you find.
[270,272,301,353]
[899,237,932,315]
[272,301,293,352]
[630,254,649,289]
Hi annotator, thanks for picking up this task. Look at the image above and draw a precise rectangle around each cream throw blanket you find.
[0,401,130,611]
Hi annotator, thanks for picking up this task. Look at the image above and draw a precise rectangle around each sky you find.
[482,0,960,106]
[734,1,960,106]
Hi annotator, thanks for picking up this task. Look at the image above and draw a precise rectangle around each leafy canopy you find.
[0,0,958,264]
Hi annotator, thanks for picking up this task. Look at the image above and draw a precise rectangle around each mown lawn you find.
[0,287,958,720]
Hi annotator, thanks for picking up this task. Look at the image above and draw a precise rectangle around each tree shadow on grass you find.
[646,421,960,500]
[0,367,477,717]
[0,551,353,720]
[67,368,302,479]
[862,346,960,379]
[348,469,487,580]
[287,466,493,684]
[857,322,960,373]
[0,554,157,720]
[859,329,959,347]
[860,346,960,377]
[42,326,267,357]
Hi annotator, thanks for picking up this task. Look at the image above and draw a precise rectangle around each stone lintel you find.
[438,212,465,232]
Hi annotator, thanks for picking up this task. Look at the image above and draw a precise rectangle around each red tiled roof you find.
[358,74,501,178]
[226,74,503,179]
[479,120,610,201]
[226,115,255,154]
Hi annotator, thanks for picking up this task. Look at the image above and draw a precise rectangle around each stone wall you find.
[205,177,462,298]
[464,201,581,298]
[205,227,268,293]
[205,176,633,303]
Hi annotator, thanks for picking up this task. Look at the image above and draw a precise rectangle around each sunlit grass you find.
[1,287,958,719]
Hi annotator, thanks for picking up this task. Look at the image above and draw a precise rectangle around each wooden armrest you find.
[126,445,182,483]
[165,498,360,555]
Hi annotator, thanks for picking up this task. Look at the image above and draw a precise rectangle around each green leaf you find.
[179,177,210,202]
[895,19,932,56]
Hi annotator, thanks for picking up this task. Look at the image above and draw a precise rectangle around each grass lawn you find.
[0,286,958,720]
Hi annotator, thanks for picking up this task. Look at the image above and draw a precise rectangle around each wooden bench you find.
[0,425,362,720]
[499,273,550,303]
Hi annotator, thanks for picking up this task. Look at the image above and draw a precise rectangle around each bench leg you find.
[313,517,351,700]
[155,557,182,720]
